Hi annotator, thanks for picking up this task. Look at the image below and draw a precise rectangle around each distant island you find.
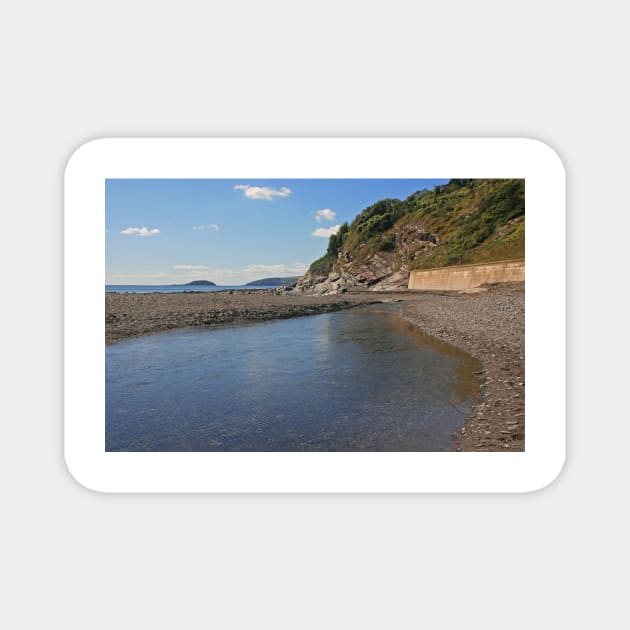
[245,276,300,287]
[171,280,216,286]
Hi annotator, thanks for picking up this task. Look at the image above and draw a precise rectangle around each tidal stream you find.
[106,306,480,451]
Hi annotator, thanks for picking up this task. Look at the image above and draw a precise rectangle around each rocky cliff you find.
[294,179,525,295]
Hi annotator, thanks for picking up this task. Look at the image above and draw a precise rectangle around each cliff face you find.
[295,253,410,294]
[294,179,525,295]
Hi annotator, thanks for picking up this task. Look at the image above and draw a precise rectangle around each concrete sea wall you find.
[408,259,525,291]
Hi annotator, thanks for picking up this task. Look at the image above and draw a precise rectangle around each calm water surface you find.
[106,306,480,451]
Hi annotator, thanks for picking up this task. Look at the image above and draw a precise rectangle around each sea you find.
[106,284,279,293]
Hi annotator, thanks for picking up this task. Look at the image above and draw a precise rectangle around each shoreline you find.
[105,289,386,345]
[399,284,525,451]
[105,284,524,452]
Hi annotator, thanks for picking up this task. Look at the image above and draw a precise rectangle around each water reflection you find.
[376,310,482,405]
[106,305,481,452]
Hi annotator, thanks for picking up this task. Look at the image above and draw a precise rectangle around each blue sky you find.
[106,179,449,285]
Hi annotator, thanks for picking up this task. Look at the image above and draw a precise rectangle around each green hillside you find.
[308,179,524,278]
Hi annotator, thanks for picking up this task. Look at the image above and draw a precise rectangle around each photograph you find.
[105,177,525,453]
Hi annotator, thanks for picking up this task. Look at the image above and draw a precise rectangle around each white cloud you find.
[315,208,336,222]
[234,184,292,200]
[121,226,160,237]
[173,265,209,270]
[192,224,220,231]
[311,225,341,238]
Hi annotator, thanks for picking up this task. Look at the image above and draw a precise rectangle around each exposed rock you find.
[294,252,410,295]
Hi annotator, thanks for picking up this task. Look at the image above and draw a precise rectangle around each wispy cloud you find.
[315,208,336,222]
[209,262,307,285]
[121,226,160,237]
[108,273,175,281]
[192,224,220,231]
[234,184,292,200]
[173,264,209,270]
[311,225,341,238]
[240,263,307,275]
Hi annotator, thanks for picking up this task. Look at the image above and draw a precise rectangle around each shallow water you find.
[106,306,480,451]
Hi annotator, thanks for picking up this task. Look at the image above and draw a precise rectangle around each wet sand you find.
[106,284,524,451]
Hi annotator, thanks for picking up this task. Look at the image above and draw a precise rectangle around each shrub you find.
[378,238,396,252]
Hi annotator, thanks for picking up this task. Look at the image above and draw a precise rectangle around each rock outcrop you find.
[294,252,410,295]
[294,225,439,295]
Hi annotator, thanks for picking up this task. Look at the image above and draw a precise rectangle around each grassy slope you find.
[308,179,525,276]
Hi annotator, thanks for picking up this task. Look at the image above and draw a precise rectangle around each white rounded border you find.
[64,138,565,493]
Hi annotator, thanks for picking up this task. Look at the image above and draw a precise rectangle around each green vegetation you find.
[351,199,402,237]
[378,237,396,252]
[308,222,349,276]
[306,179,524,276]
[409,178,525,267]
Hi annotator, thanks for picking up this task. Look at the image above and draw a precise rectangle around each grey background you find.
[2,1,626,628]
